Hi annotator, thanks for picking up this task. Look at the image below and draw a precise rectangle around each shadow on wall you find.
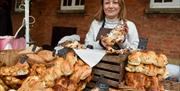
[42,26,77,50]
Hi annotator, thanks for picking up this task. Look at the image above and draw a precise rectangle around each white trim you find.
[150,0,180,8]
[14,0,25,12]
[61,6,85,10]
[60,0,85,11]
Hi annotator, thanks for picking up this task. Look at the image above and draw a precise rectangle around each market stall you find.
[0,40,180,91]
[0,1,179,90]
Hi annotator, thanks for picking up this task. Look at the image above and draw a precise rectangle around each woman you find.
[85,0,139,50]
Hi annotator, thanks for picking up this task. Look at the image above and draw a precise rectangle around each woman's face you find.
[103,0,120,19]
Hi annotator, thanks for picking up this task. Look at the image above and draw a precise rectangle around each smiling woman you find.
[103,0,120,19]
[85,0,139,51]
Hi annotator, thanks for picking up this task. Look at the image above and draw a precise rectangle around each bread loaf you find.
[125,72,164,91]
[125,64,167,77]
[128,51,168,67]
[37,50,55,62]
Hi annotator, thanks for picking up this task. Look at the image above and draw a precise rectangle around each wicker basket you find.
[0,50,20,66]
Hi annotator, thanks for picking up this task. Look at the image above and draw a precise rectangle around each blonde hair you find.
[94,0,126,22]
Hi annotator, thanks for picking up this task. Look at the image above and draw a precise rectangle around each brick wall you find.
[12,0,180,60]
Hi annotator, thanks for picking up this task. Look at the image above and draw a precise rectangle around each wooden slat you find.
[86,76,120,90]
[119,61,126,82]
[95,62,120,72]
[102,54,128,63]
[93,68,120,80]
[93,76,119,88]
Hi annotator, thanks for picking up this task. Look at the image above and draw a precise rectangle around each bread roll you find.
[128,51,168,67]
[80,65,92,80]
[65,51,77,66]
[125,72,146,90]
[18,76,46,91]
[37,50,55,62]
[61,60,73,76]
[125,64,167,77]
[128,51,142,65]
[140,51,157,64]
[26,53,46,64]
[155,53,168,67]
[125,72,164,91]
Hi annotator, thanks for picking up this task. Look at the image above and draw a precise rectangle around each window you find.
[150,0,180,8]
[60,0,85,13]
[14,0,25,12]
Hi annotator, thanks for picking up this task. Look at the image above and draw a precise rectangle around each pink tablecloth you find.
[0,36,25,50]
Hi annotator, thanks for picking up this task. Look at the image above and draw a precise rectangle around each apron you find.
[96,20,121,50]
[96,20,111,41]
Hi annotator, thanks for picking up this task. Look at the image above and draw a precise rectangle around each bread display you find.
[125,51,169,90]
[0,49,92,91]
[125,72,164,91]
[126,64,168,77]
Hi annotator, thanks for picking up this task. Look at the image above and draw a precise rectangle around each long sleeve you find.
[85,20,103,49]
[120,21,139,50]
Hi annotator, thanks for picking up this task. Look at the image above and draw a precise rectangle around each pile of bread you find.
[57,40,85,49]
[0,48,92,91]
[125,51,168,91]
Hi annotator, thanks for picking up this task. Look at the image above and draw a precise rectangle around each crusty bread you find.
[125,72,164,91]
[80,65,92,80]
[155,53,168,67]
[128,51,142,65]
[125,64,167,77]
[26,53,46,64]
[140,51,157,64]
[65,51,77,66]
[61,60,73,76]
[37,50,56,62]
[18,76,46,91]
[128,51,168,67]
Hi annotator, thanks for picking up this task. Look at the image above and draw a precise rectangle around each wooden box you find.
[85,54,128,91]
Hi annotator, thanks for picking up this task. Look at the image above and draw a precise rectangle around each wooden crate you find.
[85,54,128,91]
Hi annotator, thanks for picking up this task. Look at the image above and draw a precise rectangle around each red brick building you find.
[12,0,180,63]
